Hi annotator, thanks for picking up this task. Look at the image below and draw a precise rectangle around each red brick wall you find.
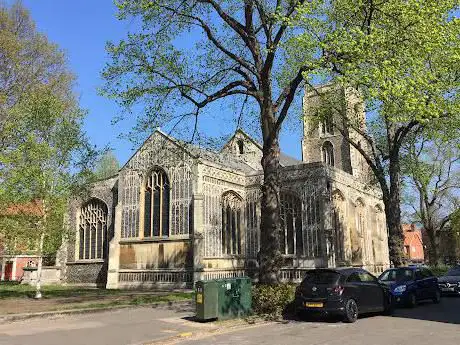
[408,239,425,261]
[15,257,38,281]
[403,224,425,262]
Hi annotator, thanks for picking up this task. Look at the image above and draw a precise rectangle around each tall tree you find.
[403,135,460,266]
[95,150,120,179]
[293,0,460,266]
[445,210,460,263]
[101,0,326,283]
[0,1,70,145]
[0,2,96,297]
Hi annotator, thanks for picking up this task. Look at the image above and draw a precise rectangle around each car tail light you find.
[332,286,344,296]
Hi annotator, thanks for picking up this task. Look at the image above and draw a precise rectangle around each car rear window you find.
[379,268,414,282]
[302,271,341,285]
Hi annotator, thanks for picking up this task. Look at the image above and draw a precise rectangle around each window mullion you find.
[150,186,154,237]
[159,174,163,236]
[293,215,296,256]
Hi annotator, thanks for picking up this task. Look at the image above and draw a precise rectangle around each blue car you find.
[378,267,441,307]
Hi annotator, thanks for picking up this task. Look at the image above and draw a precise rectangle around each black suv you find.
[295,268,393,323]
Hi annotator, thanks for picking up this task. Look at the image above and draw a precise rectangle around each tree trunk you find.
[384,155,405,267]
[425,227,439,266]
[258,103,283,284]
[35,232,45,299]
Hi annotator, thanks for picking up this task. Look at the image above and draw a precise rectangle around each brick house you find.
[0,200,42,281]
[402,224,425,263]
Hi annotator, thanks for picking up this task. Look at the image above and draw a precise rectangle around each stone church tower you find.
[302,85,371,182]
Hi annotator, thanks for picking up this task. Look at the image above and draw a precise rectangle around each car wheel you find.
[343,299,359,323]
[406,293,417,308]
[433,290,441,304]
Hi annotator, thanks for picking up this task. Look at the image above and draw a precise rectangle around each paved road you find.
[180,296,460,345]
[0,304,208,345]
[1,297,459,345]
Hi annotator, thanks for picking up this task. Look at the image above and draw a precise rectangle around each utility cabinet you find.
[195,277,252,321]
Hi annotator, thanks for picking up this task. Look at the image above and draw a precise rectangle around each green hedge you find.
[429,265,450,277]
[252,283,296,318]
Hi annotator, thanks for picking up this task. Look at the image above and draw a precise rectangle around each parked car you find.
[378,267,441,307]
[438,266,460,296]
[294,268,393,323]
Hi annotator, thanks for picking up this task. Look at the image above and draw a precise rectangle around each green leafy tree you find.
[102,0,460,272]
[0,2,96,297]
[95,150,120,179]
[445,210,460,263]
[101,0,327,283]
[403,135,460,266]
[293,0,460,266]
[0,2,70,147]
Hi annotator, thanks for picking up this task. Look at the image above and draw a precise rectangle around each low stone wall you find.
[117,269,193,289]
[21,266,61,286]
[66,261,107,287]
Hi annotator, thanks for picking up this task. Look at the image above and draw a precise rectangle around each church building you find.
[62,86,390,288]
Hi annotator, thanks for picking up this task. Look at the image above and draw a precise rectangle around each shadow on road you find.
[283,296,460,325]
[391,296,460,325]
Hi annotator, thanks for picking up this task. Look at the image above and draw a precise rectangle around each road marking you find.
[179,332,193,337]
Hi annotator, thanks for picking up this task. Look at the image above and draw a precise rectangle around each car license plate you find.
[441,287,455,292]
[305,302,323,308]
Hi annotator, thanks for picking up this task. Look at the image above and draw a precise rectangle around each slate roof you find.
[182,142,256,173]
[122,129,302,174]
[280,153,302,167]
[222,129,302,168]
[186,134,302,171]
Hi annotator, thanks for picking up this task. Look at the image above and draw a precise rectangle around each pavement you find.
[0,303,205,345]
[0,296,459,345]
[178,296,460,345]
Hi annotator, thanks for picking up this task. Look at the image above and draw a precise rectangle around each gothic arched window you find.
[221,191,242,255]
[79,199,108,260]
[144,168,170,237]
[332,190,346,262]
[321,114,334,135]
[356,199,365,236]
[171,164,192,236]
[280,192,303,255]
[237,139,244,154]
[322,141,335,166]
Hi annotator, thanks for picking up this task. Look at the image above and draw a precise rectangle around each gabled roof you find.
[223,129,263,151]
[122,129,256,174]
[122,128,302,173]
[402,224,423,247]
[222,128,302,167]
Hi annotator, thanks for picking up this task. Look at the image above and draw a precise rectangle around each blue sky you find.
[13,0,303,165]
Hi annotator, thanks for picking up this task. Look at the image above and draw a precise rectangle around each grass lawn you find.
[0,282,194,315]
[0,282,125,299]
